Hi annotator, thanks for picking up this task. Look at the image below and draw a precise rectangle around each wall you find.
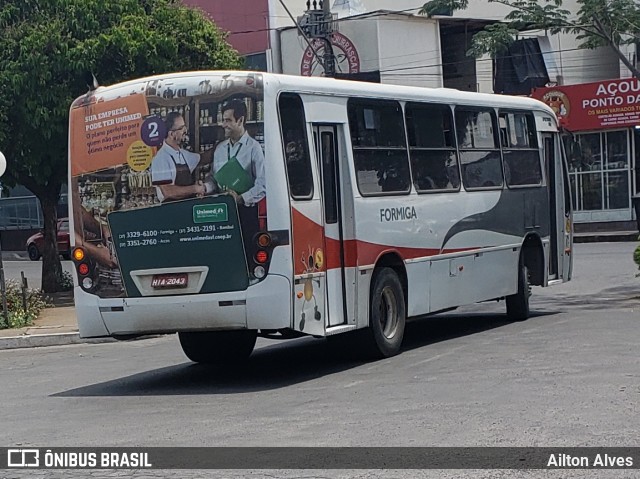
[377,15,442,88]
[279,15,380,78]
[183,0,269,55]
[279,13,442,88]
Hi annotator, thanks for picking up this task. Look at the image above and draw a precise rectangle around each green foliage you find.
[0,280,51,329]
[420,0,640,63]
[634,243,640,275]
[58,271,74,292]
[572,0,640,49]
[466,23,520,57]
[0,0,242,291]
[419,0,468,17]
[0,0,241,190]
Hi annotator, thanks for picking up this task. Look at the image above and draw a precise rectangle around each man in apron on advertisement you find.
[151,112,214,202]
[213,99,266,258]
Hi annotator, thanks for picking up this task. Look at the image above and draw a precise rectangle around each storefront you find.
[533,78,640,225]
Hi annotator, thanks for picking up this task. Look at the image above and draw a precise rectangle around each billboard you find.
[532,78,640,131]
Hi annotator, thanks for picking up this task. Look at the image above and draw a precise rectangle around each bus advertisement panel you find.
[69,73,266,299]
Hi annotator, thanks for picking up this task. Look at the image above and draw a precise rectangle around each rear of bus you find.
[68,71,291,362]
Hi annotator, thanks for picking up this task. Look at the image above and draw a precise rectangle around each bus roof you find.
[74,70,557,120]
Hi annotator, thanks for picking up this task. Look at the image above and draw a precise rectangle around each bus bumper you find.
[74,274,292,338]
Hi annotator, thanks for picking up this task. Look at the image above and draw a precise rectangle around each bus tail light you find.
[248,229,288,282]
[73,247,85,261]
[72,246,96,291]
[257,233,271,248]
[253,266,266,279]
[255,250,269,264]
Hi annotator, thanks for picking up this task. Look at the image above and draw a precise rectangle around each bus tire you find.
[362,267,406,358]
[178,330,257,364]
[506,260,531,321]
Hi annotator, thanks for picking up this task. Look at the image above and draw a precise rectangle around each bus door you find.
[313,124,349,328]
[543,132,572,281]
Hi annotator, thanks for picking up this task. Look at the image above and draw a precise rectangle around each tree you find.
[0,0,242,292]
[420,0,640,78]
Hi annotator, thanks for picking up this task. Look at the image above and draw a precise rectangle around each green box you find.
[193,203,228,223]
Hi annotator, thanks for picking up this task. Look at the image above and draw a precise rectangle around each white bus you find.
[68,71,572,361]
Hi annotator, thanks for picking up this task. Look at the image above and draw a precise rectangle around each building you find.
[191,0,638,232]
[2,1,634,244]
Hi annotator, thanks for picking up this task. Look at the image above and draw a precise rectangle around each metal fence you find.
[0,196,43,230]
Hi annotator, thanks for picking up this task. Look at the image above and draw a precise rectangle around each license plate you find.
[151,273,188,289]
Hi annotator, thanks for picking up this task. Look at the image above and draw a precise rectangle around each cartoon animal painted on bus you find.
[297,245,324,331]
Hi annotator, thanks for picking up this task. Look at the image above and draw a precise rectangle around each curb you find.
[574,232,638,243]
[0,333,116,351]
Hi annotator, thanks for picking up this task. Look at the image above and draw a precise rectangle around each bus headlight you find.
[82,277,93,289]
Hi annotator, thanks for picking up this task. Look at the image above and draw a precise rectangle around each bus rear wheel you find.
[178,330,257,364]
[361,267,406,358]
[506,260,531,321]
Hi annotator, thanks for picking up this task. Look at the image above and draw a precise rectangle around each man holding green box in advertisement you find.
[213,99,265,205]
[213,99,266,257]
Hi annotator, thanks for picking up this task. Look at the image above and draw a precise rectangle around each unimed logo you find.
[193,204,228,223]
[8,449,39,467]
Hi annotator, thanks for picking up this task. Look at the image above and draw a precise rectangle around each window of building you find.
[348,99,410,195]
[278,93,314,199]
[499,111,542,187]
[405,103,460,192]
[562,130,630,212]
[455,108,503,189]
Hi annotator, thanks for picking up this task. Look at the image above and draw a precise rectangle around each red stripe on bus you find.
[292,208,477,272]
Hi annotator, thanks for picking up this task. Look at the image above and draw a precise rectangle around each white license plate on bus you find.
[151,273,188,289]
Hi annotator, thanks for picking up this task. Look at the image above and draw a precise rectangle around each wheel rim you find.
[379,285,399,339]
[524,266,532,299]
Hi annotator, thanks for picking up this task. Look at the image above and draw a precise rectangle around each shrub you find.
[0,279,50,329]
[635,244,640,277]
[58,270,74,292]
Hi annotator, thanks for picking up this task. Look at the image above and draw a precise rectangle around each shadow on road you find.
[535,285,639,310]
[53,310,559,398]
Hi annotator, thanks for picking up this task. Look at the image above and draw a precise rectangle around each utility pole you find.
[298,0,336,77]
[0,151,7,326]
[321,0,336,77]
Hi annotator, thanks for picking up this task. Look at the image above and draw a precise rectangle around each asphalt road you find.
[1,256,74,288]
[0,242,638,478]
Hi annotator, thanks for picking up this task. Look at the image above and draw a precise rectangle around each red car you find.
[26,218,71,261]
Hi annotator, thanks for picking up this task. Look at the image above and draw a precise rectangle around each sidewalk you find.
[0,291,113,350]
[573,230,638,243]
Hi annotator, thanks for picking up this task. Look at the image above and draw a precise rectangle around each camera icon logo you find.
[7,449,40,467]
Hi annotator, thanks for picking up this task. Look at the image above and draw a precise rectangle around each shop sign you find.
[532,78,640,131]
[300,32,360,76]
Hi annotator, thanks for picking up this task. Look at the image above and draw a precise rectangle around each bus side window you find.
[500,111,542,187]
[279,94,313,199]
[455,108,503,189]
[347,99,410,196]
[406,102,460,192]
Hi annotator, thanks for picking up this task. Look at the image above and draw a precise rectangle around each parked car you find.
[26,218,71,261]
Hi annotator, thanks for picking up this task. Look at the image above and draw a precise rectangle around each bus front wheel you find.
[362,267,406,358]
[506,260,531,321]
[178,330,257,364]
